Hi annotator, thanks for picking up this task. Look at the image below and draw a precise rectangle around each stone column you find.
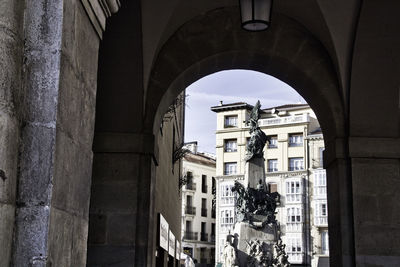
[349,137,400,265]
[12,1,64,266]
[324,138,355,267]
[87,133,156,266]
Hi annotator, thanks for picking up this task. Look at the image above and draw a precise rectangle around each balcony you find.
[210,234,215,242]
[202,185,208,193]
[287,252,304,264]
[186,182,196,191]
[289,166,304,171]
[258,114,309,127]
[200,232,208,242]
[185,206,196,215]
[184,231,198,241]
[312,159,323,168]
[314,216,328,226]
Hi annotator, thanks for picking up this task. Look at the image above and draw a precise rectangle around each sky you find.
[184,69,306,154]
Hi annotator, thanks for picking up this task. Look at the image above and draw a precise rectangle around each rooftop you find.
[210,101,309,113]
[183,152,216,167]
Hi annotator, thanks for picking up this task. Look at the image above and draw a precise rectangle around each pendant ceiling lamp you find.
[239,0,273,31]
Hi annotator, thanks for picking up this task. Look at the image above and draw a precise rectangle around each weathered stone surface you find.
[108,213,136,245]
[52,129,93,216]
[0,204,14,266]
[13,205,51,267]
[90,180,138,213]
[17,124,56,205]
[352,158,400,256]
[88,213,107,244]
[47,207,89,267]
[0,112,18,204]
[92,153,140,182]
[87,245,135,266]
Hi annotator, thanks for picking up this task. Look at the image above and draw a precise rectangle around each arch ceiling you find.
[144,6,345,143]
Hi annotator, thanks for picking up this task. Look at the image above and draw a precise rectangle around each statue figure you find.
[272,239,290,267]
[222,238,237,267]
[246,240,271,267]
[245,101,268,161]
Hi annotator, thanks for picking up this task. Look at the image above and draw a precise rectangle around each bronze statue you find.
[245,101,268,161]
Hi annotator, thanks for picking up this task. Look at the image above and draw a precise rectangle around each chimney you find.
[219,100,223,106]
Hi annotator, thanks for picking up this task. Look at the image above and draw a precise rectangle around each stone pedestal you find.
[233,222,277,266]
[244,157,266,189]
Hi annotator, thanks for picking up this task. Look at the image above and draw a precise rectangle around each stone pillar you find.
[349,137,400,265]
[325,138,355,267]
[244,157,267,189]
[0,1,24,266]
[87,133,156,266]
[12,1,64,266]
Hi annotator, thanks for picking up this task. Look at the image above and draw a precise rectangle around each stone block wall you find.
[0,1,24,266]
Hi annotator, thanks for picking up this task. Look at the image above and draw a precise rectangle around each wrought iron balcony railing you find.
[185,206,196,215]
[186,182,196,191]
[183,231,198,241]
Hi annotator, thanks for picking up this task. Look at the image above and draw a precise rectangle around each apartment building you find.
[181,142,216,266]
[211,102,329,266]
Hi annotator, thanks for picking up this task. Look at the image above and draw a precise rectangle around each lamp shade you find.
[240,0,273,31]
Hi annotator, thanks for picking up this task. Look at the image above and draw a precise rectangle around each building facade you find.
[181,142,216,266]
[211,102,329,266]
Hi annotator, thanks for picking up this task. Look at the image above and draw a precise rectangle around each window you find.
[269,183,277,193]
[267,159,278,172]
[268,135,278,148]
[202,175,207,193]
[315,201,328,225]
[286,180,302,203]
[289,157,304,171]
[220,183,235,205]
[289,133,303,147]
[224,139,237,152]
[321,231,329,255]
[287,206,303,232]
[318,147,324,167]
[286,234,303,263]
[224,115,238,127]
[221,209,234,225]
[224,162,237,175]
[287,207,303,223]
[287,236,302,255]
[314,170,327,198]
[187,171,193,183]
[201,198,207,217]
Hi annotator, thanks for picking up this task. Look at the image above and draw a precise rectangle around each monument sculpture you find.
[222,101,290,267]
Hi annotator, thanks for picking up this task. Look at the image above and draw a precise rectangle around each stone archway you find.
[145,7,354,266]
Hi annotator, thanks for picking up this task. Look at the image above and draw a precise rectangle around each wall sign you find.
[176,241,181,260]
[168,231,175,257]
[159,214,169,251]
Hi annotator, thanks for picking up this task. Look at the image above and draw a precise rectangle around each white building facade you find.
[211,102,329,266]
[181,142,216,266]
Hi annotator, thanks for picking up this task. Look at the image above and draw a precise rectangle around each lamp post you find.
[239,0,273,31]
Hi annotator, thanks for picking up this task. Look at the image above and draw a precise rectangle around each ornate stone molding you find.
[80,0,121,38]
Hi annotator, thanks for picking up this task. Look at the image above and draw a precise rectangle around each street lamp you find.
[239,0,273,31]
